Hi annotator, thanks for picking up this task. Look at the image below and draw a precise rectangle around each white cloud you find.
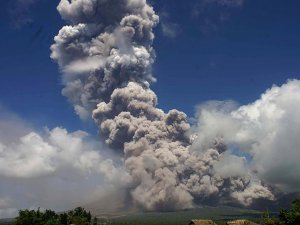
[193,79,300,192]
[159,11,180,38]
[204,0,244,7]
[0,105,33,145]
[63,56,106,75]
[0,108,127,218]
[10,0,41,27]
[161,22,180,38]
[0,128,121,179]
[192,0,245,34]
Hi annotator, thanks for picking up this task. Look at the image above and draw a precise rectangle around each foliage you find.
[13,207,95,225]
[92,217,98,225]
[9,199,300,225]
[260,209,277,225]
[279,198,300,225]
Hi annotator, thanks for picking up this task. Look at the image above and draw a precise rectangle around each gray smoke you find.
[51,0,158,120]
[51,0,274,211]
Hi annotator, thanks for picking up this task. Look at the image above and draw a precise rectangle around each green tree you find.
[44,218,62,225]
[70,207,92,225]
[71,216,88,225]
[59,212,69,225]
[13,207,93,225]
[43,210,58,222]
[279,198,300,225]
[87,212,92,223]
[92,217,98,225]
[14,209,40,225]
[261,209,276,225]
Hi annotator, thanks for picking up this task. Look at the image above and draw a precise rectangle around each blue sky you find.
[1,0,300,135]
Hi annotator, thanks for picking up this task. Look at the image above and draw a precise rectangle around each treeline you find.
[3,198,300,225]
[13,207,97,225]
[260,198,300,225]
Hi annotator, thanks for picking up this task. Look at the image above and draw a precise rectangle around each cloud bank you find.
[0,108,125,218]
[193,79,300,193]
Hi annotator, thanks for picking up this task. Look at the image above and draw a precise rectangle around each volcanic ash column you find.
[51,0,274,211]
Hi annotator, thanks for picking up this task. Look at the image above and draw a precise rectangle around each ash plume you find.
[51,0,274,211]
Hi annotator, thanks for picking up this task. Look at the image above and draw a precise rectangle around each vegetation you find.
[260,210,277,225]
[278,198,300,225]
[2,198,300,225]
[259,198,300,225]
[13,207,95,225]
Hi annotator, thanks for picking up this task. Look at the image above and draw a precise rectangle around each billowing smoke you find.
[51,0,158,120]
[51,0,274,211]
